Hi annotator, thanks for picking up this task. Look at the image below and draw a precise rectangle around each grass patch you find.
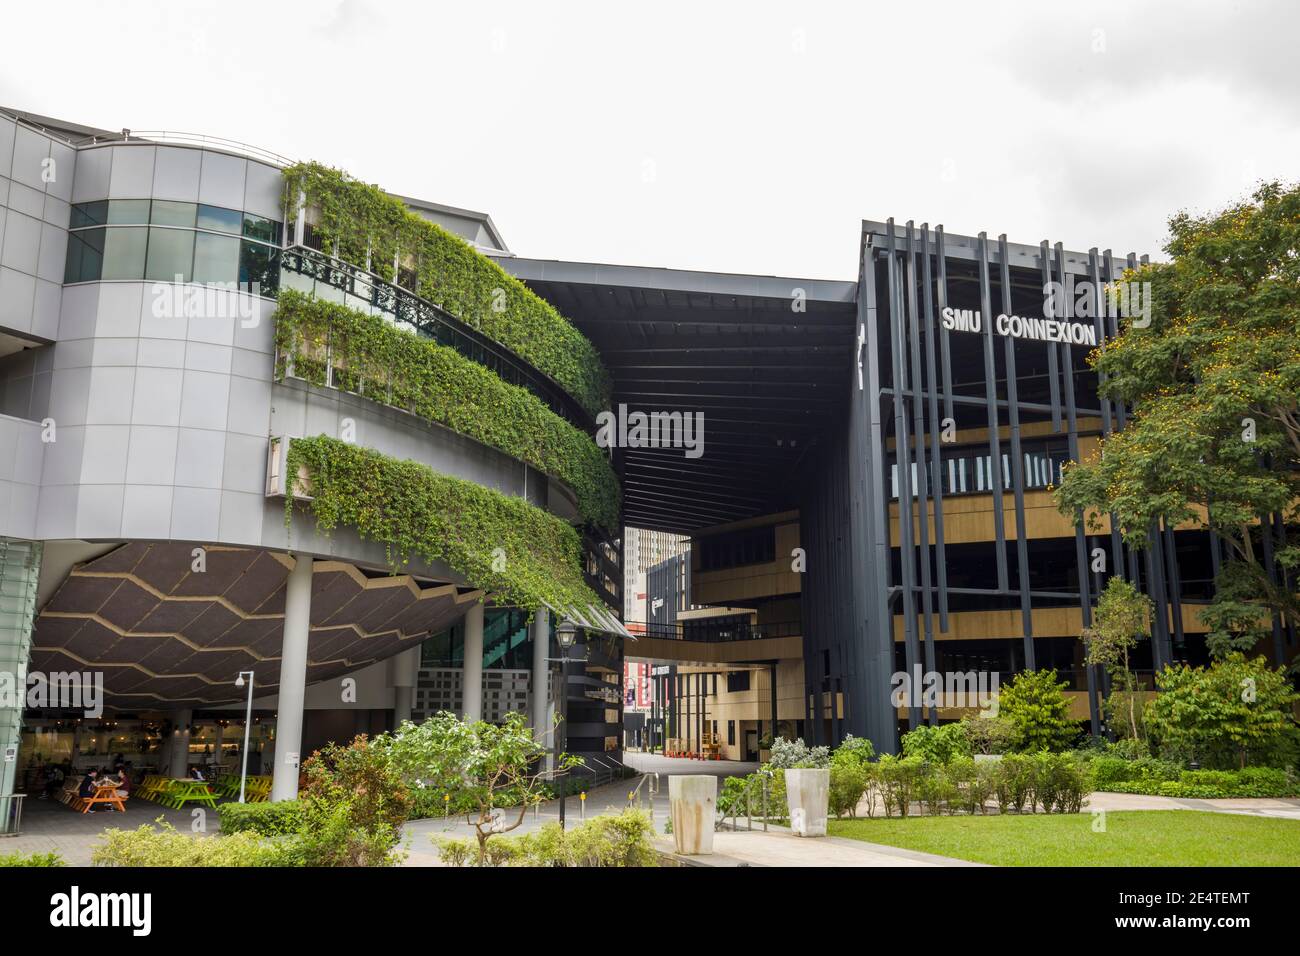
[828,811,1300,866]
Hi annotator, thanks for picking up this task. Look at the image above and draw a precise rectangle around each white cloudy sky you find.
[2,0,1296,279]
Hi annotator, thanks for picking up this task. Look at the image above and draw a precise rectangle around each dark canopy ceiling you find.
[499,258,857,534]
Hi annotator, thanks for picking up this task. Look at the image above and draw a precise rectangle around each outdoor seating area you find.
[664,737,723,760]
[213,774,272,802]
[58,777,129,815]
[134,775,220,810]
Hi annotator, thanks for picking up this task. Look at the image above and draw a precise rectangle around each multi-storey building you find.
[1,103,1290,814]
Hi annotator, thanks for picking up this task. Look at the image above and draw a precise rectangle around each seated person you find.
[42,764,65,800]
[77,769,99,806]
[187,766,205,781]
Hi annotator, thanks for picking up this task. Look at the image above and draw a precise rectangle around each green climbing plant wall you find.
[281,161,611,418]
[273,290,619,531]
[285,435,601,613]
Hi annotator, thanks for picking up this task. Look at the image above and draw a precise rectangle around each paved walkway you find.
[660,829,983,867]
[1,797,219,865]
[1086,790,1300,820]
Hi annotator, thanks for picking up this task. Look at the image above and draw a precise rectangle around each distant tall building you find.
[622,527,690,622]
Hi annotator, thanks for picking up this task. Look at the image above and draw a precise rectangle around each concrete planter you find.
[973,754,1004,764]
[668,775,717,855]
[784,768,830,837]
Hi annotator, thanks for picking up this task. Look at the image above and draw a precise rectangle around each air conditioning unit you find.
[265,436,312,500]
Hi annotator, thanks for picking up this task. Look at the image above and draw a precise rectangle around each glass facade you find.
[890,437,1072,499]
[64,198,282,292]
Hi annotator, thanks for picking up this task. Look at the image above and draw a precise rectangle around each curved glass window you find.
[64,199,282,294]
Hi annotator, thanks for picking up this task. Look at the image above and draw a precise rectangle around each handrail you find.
[70,129,297,168]
[280,244,595,432]
[718,772,769,833]
[0,793,25,836]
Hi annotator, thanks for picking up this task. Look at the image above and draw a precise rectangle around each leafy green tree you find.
[380,710,579,864]
[996,669,1080,753]
[1083,578,1153,740]
[1056,182,1300,648]
[1144,653,1300,769]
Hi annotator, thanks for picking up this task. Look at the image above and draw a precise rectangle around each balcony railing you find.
[280,245,593,430]
[630,619,802,642]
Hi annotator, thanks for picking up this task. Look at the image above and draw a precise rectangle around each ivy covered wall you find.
[273,289,619,531]
[281,161,611,419]
[285,436,601,612]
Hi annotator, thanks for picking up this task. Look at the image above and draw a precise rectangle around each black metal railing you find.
[630,618,802,642]
[280,245,594,430]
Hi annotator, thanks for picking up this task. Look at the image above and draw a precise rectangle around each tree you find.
[380,710,579,865]
[1056,182,1300,647]
[1083,577,1153,740]
[298,735,413,866]
[1144,653,1300,769]
[996,669,1079,753]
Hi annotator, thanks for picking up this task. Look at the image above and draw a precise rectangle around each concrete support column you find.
[390,646,419,727]
[168,708,192,777]
[530,610,551,756]
[462,602,485,722]
[271,555,313,802]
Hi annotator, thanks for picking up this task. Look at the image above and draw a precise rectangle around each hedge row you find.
[273,290,618,531]
[1092,762,1298,799]
[286,435,600,612]
[282,161,611,418]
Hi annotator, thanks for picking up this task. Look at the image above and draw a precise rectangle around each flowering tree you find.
[381,710,580,864]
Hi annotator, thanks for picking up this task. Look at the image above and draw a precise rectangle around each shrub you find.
[766,738,830,770]
[1029,751,1091,813]
[961,715,1016,756]
[92,823,288,867]
[915,765,955,816]
[996,669,1081,753]
[992,754,1035,813]
[1144,653,1300,769]
[901,723,971,764]
[297,734,412,867]
[435,810,658,867]
[877,754,925,817]
[1101,766,1299,799]
[829,760,871,819]
[834,734,876,765]
[217,800,304,837]
[0,851,63,867]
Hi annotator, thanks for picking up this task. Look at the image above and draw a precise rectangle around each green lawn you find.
[828,810,1300,866]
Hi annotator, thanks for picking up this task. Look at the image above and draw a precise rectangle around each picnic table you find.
[149,778,219,810]
[73,781,126,814]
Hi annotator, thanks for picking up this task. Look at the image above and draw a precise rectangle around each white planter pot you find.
[784,768,830,837]
[668,775,717,855]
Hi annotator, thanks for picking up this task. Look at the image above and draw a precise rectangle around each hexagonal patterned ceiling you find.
[29,542,481,705]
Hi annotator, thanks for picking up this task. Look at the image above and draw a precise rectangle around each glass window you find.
[70,200,108,229]
[150,200,196,228]
[192,233,240,285]
[106,200,152,225]
[239,240,280,294]
[197,204,242,235]
[64,227,105,282]
[101,227,148,280]
[242,213,281,245]
[145,227,194,282]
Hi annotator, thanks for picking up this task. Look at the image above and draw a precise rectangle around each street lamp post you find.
[234,671,255,803]
[554,618,577,830]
